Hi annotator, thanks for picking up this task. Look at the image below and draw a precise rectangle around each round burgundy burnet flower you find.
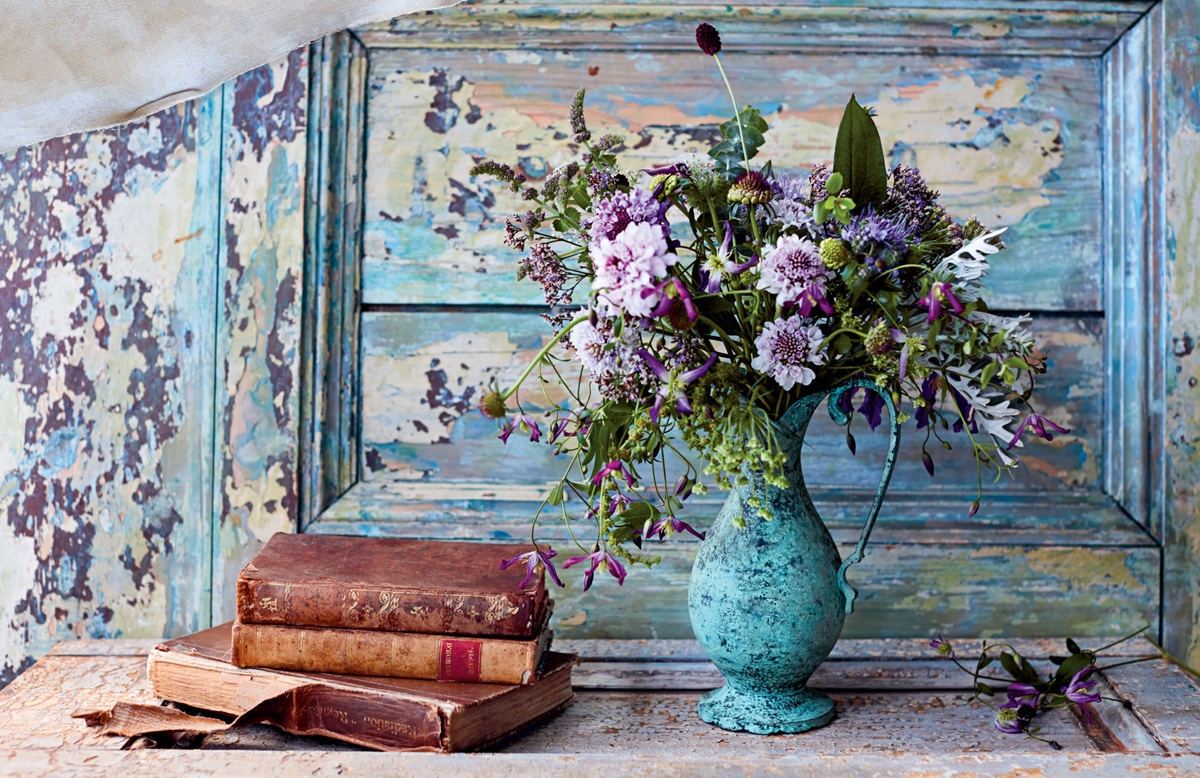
[695,23,722,56]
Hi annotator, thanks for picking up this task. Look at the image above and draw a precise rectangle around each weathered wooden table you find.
[1,637,1197,777]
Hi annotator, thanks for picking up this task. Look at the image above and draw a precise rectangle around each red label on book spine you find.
[438,639,482,682]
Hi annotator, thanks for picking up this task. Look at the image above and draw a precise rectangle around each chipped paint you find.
[0,97,222,684]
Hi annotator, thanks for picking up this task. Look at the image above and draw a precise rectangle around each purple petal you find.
[701,268,721,294]
[859,389,884,432]
[1006,415,1032,450]
[681,352,718,383]
[636,348,670,381]
[719,220,733,256]
[649,393,664,424]
[606,554,627,585]
[730,255,758,274]
[898,343,909,382]
[675,396,693,415]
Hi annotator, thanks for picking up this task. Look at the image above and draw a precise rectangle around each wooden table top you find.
[0,636,1197,777]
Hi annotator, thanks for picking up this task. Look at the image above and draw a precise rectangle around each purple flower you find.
[644,163,690,178]
[497,419,515,444]
[914,376,939,429]
[515,414,542,442]
[1063,668,1101,706]
[930,635,954,658]
[750,316,827,390]
[637,349,717,423]
[700,221,741,294]
[591,222,676,318]
[859,387,885,432]
[548,418,570,445]
[645,277,698,322]
[756,235,832,315]
[500,546,565,589]
[650,515,706,541]
[1001,682,1041,710]
[948,385,979,434]
[593,460,636,488]
[1007,412,1070,450]
[589,188,670,243]
[917,281,965,324]
[564,547,627,590]
[994,708,1026,735]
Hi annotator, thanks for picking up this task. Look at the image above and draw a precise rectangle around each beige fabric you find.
[0,0,464,153]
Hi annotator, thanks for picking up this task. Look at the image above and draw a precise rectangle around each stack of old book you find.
[147,533,573,751]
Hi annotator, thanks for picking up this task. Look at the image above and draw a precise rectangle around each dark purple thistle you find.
[564,547,628,591]
[695,23,722,56]
[499,547,565,589]
[1007,412,1071,450]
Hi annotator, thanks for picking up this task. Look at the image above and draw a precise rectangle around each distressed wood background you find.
[2,0,1200,685]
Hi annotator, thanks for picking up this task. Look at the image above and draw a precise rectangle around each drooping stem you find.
[501,314,590,402]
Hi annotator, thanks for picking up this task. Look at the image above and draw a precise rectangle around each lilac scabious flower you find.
[592,222,677,318]
[637,349,717,422]
[564,547,627,590]
[569,316,618,378]
[1007,412,1070,450]
[930,635,954,658]
[756,234,832,315]
[500,546,565,589]
[589,188,670,243]
[751,316,827,390]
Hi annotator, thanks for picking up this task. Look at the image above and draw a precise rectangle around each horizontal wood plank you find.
[360,48,1103,310]
[1101,655,1200,754]
[358,3,1150,56]
[358,312,1105,494]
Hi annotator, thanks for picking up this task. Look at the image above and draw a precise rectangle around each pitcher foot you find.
[697,685,835,734]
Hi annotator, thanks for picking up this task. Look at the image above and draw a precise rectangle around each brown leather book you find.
[148,623,576,752]
[237,533,548,637]
[230,616,553,684]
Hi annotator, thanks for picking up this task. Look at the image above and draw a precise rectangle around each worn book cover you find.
[148,623,576,752]
[237,533,548,637]
[231,604,553,684]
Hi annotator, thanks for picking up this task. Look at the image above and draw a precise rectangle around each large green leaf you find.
[832,94,888,212]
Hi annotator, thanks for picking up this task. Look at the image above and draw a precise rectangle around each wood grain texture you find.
[358,2,1151,56]
[358,312,1104,493]
[211,49,310,624]
[360,47,1104,311]
[0,96,223,685]
[1160,0,1200,670]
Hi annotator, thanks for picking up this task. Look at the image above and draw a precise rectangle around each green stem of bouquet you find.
[501,314,590,402]
[713,54,751,170]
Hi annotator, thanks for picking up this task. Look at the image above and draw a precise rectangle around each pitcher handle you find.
[827,378,901,615]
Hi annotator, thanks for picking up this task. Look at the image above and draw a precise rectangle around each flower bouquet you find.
[473,23,1069,733]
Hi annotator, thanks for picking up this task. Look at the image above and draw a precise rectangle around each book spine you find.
[231,622,541,685]
[236,578,540,637]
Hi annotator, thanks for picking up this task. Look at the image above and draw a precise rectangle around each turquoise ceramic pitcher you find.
[688,378,900,734]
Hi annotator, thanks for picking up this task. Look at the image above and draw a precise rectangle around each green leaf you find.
[616,502,654,522]
[814,201,830,224]
[1052,652,1093,686]
[977,655,995,671]
[1066,638,1082,655]
[1000,651,1041,685]
[563,206,581,227]
[1005,356,1032,371]
[546,483,564,506]
[926,318,943,351]
[975,681,995,697]
[832,94,889,212]
[572,189,591,209]
[825,172,844,193]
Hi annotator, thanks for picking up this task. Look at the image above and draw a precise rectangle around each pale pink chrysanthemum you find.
[756,234,830,315]
[751,316,827,390]
[592,221,676,318]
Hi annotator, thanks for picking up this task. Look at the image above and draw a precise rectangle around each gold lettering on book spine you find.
[364,715,418,736]
[379,590,401,615]
[259,596,278,612]
[484,597,520,624]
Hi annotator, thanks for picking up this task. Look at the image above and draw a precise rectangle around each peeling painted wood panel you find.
[307,514,1159,640]
[360,48,1104,311]
[359,2,1151,56]
[300,34,369,529]
[1102,659,1200,754]
[0,98,222,685]
[357,312,1104,493]
[1158,0,1200,671]
[210,51,309,624]
[316,487,1153,547]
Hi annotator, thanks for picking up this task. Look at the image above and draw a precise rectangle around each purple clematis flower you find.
[698,221,756,294]
[1000,682,1041,710]
[914,376,939,429]
[917,281,965,324]
[593,460,636,488]
[649,515,706,541]
[948,385,979,434]
[637,349,717,423]
[930,635,954,658]
[643,162,691,178]
[1063,668,1102,705]
[548,418,570,445]
[499,546,565,589]
[994,708,1027,735]
[644,276,699,322]
[512,413,542,442]
[1007,412,1070,450]
[564,547,627,591]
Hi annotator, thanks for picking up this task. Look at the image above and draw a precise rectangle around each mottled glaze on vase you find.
[688,379,900,734]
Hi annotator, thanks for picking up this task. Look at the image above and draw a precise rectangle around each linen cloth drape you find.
[0,0,463,152]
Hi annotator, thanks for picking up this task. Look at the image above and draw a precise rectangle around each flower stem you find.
[501,314,590,402]
[713,54,750,170]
